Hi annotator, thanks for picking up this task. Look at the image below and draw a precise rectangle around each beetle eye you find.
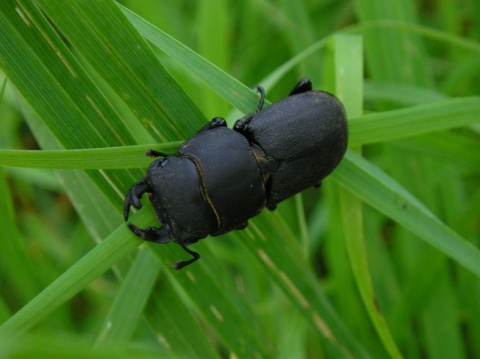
[160,158,169,167]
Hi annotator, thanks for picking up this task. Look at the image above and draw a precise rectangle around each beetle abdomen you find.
[179,126,266,234]
[244,91,347,206]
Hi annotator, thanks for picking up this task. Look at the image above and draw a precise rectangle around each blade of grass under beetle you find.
[0,143,181,170]
[2,96,480,170]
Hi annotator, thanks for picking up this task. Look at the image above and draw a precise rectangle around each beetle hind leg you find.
[173,245,200,270]
[289,77,312,96]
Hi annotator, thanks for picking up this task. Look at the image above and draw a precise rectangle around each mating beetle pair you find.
[123,78,348,269]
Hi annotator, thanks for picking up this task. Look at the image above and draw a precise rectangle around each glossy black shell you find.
[242,90,347,207]
[178,126,266,236]
[123,78,348,269]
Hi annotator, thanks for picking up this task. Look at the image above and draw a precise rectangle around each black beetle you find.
[123,78,347,269]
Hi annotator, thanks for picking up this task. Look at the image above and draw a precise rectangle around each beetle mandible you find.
[123,78,348,269]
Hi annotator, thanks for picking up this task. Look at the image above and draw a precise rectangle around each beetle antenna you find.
[173,245,201,270]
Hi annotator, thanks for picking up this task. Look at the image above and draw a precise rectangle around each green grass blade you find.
[0,143,181,169]
[237,215,371,358]
[0,224,140,338]
[333,151,480,279]
[333,34,402,358]
[119,3,262,115]
[0,2,276,356]
[94,246,220,358]
[1,1,478,357]
[353,0,433,86]
[95,248,160,346]
[37,0,204,142]
[349,97,480,146]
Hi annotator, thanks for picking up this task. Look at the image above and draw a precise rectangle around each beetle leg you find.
[252,85,266,112]
[173,245,200,270]
[266,204,277,211]
[289,77,312,96]
[127,223,170,244]
[198,117,227,133]
[233,114,254,133]
[145,149,167,157]
[123,179,151,221]
[234,85,265,133]
[235,221,248,230]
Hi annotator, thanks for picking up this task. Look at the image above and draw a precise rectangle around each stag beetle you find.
[123,78,347,269]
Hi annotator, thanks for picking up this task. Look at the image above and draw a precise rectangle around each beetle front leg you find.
[123,179,151,221]
[127,223,170,244]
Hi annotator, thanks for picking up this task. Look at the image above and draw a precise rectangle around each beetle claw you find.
[127,223,170,244]
[123,179,151,221]
[173,245,200,270]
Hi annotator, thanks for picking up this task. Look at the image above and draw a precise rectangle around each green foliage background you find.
[0,0,479,358]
